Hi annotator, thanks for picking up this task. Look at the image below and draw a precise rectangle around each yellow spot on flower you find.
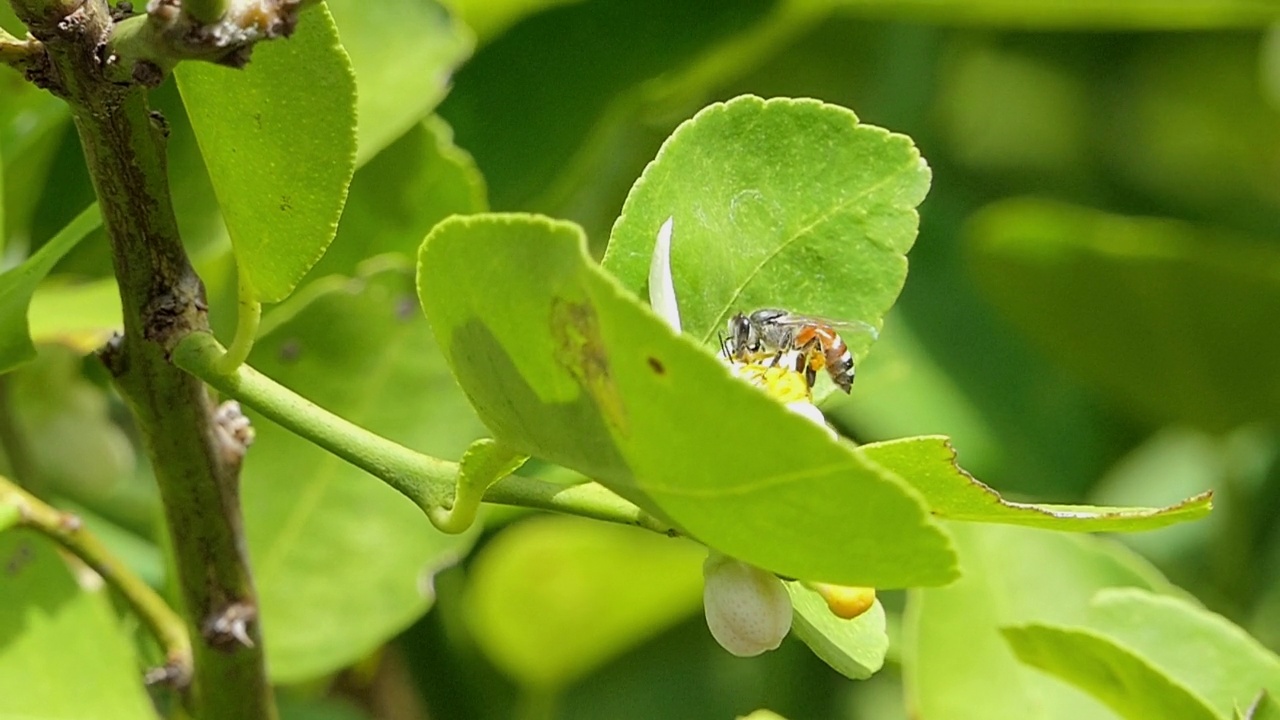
[810,583,877,620]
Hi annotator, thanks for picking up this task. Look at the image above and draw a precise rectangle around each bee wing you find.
[767,312,880,340]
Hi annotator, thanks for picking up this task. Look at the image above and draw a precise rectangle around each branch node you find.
[131,58,163,86]
[148,109,170,137]
[57,511,83,533]
[111,2,137,22]
[143,657,192,689]
[96,333,128,377]
[203,601,257,650]
[213,401,255,467]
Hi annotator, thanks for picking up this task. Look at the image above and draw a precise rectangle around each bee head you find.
[727,312,756,354]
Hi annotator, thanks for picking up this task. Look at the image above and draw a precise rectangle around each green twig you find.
[0,26,42,71]
[172,332,678,537]
[0,475,193,684]
[215,270,261,375]
[109,0,318,76]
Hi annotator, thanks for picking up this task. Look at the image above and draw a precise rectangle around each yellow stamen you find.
[728,358,812,404]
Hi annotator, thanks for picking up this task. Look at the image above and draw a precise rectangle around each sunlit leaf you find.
[905,522,1176,720]
[175,4,357,302]
[325,0,472,165]
[307,117,486,282]
[0,530,154,718]
[27,277,121,353]
[859,436,1212,532]
[605,96,929,387]
[1001,624,1220,720]
[1087,588,1280,718]
[418,213,957,587]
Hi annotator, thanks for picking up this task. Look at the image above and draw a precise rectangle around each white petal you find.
[648,216,681,333]
[785,401,837,440]
[702,552,792,657]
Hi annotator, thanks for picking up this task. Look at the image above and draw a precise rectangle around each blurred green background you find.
[3,0,1280,718]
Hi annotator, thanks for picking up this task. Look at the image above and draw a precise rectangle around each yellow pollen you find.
[730,360,812,404]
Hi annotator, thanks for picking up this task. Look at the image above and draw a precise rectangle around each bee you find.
[724,308,860,393]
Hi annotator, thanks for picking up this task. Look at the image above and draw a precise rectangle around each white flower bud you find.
[703,552,792,657]
[648,217,681,332]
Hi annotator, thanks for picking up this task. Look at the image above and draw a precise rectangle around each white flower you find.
[646,218,847,656]
[702,551,793,657]
[648,216,681,333]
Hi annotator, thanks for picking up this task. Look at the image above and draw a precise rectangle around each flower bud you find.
[703,553,792,657]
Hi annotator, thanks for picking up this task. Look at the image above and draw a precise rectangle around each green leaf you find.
[0,530,154,718]
[10,346,136,494]
[904,522,1176,720]
[325,0,473,165]
[307,117,486,282]
[858,436,1213,532]
[447,0,588,44]
[439,2,776,209]
[1,73,69,250]
[244,265,486,683]
[966,198,1280,432]
[1086,588,1280,718]
[785,584,887,680]
[278,693,370,720]
[418,213,957,587]
[808,0,1280,28]
[604,95,930,383]
[175,4,357,303]
[27,277,122,354]
[832,314,1004,475]
[464,514,705,688]
[0,132,5,248]
[0,203,100,373]
[1001,624,1220,720]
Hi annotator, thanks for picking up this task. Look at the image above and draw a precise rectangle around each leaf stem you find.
[175,331,452,509]
[427,439,528,534]
[215,270,262,375]
[0,475,194,684]
[172,332,679,537]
